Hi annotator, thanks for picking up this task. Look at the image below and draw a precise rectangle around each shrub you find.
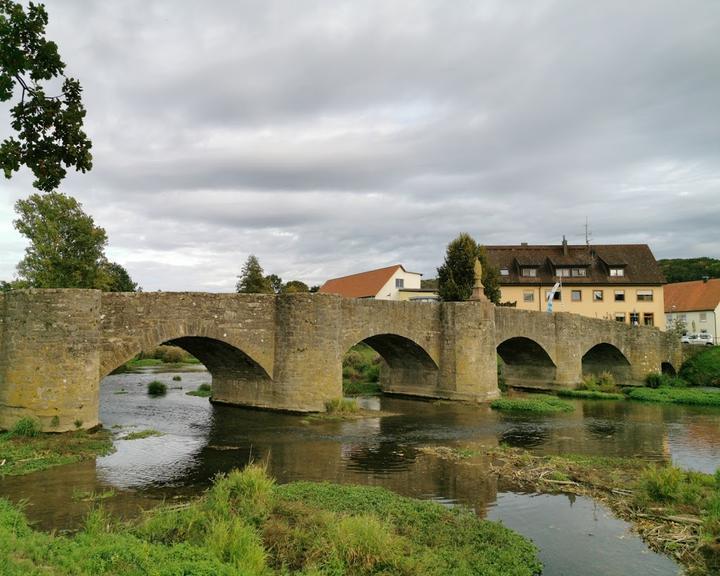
[645,372,664,389]
[364,363,380,383]
[147,381,168,396]
[342,350,365,371]
[155,346,187,364]
[172,375,182,382]
[679,347,720,387]
[646,372,686,389]
[579,374,598,391]
[325,398,359,414]
[10,417,41,437]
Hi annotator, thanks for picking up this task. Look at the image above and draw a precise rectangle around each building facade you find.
[486,240,666,329]
[319,264,439,301]
[664,278,720,344]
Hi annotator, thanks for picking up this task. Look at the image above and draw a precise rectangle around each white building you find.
[665,278,720,344]
[319,264,438,301]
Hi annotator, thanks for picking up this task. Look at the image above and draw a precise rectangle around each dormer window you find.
[556,268,570,277]
[571,268,587,277]
[500,268,509,276]
[521,267,537,277]
[609,268,624,277]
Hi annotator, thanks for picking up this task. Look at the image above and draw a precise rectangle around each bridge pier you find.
[0,290,101,432]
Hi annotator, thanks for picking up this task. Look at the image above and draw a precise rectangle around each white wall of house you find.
[374,269,422,300]
[666,304,720,344]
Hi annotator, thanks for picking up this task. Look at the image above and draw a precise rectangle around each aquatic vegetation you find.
[579,371,619,393]
[325,398,359,414]
[627,387,720,406]
[186,383,212,397]
[490,396,574,413]
[0,466,541,576]
[556,389,625,400]
[147,380,168,396]
[122,429,164,441]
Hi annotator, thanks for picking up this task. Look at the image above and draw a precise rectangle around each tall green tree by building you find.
[0,1,92,191]
[437,233,500,303]
[236,255,273,294]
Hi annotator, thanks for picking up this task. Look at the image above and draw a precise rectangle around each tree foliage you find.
[11,191,136,291]
[265,273,283,294]
[281,280,309,293]
[0,0,92,191]
[14,192,108,288]
[437,233,501,303]
[236,255,273,294]
[658,258,720,284]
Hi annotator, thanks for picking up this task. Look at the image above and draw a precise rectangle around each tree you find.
[265,273,283,294]
[236,255,273,294]
[102,261,138,292]
[658,258,720,283]
[13,191,111,288]
[281,280,309,293]
[1,1,92,192]
[437,233,501,303]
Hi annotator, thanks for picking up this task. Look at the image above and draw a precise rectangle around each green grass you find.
[627,387,720,406]
[557,389,625,400]
[8,417,42,437]
[186,383,212,397]
[325,397,360,414]
[491,396,574,413]
[680,346,720,387]
[0,465,541,576]
[343,380,382,396]
[126,358,164,368]
[121,429,164,441]
[0,429,114,477]
[147,381,168,396]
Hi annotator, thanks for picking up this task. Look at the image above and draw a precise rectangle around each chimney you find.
[562,235,568,256]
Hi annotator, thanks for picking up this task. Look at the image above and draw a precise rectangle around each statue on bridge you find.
[470,258,489,302]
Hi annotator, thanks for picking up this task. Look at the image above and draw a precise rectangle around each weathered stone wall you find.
[0,289,102,431]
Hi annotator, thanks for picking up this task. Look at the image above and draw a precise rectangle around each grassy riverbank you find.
[424,445,719,575]
[0,465,541,576]
[0,427,114,477]
[491,396,574,413]
[627,386,720,406]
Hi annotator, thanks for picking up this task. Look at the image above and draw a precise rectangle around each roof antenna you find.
[584,217,592,247]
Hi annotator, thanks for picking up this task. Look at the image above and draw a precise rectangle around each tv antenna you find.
[584,217,593,247]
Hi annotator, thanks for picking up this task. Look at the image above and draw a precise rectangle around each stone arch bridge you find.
[0,290,681,431]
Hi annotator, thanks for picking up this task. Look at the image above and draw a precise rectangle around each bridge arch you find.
[496,337,557,388]
[581,343,631,384]
[342,332,439,397]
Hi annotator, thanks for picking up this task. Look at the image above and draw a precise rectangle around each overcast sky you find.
[1,0,719,291]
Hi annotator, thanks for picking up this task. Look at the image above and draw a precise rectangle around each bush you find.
[342,350,365,371]
[155,346,187,364]
[645,372,664,389]
[9,417,41,437]
[172,375,182,382]
[645,372,686,389]
[679,347,720,387]
[325,398,359,414]
[580,372,618,393]
[364,363,380,383]
[147,381,168,396]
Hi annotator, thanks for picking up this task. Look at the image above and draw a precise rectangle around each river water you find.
[4,367,719,575]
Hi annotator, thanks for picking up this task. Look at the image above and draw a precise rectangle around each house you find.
[485,239,666,329]
[319,265,439,301]
[664,278,720,344]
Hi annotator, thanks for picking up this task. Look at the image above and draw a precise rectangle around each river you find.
[4,366,718,575]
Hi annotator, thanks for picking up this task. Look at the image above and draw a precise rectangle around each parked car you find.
[682,333,715,346]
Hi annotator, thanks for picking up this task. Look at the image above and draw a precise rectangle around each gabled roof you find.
[485,244,665,285]
[664,278,720,313]
[319,265,408,298]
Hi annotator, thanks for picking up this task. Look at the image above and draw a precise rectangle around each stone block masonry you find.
[0,290,682,431]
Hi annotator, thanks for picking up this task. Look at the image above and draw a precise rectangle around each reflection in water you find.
[2,368,716,575]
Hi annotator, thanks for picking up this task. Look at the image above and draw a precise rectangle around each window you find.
[395,278,404,289]
[614,290,625,302]
[610,268,625,277]
[700,312,707,322]
[545,290,561,301]
[521,267,537,277]
[571,268,587,277]
[615,313,626,322]
[630,312,640,325]
[523,291,535,303]
[593,290,604,302]
[500,268,509,276]
[636,290,653,302]
[680,314,687,322]
[571,290,582,302]
[643,313,654,327]
[556,268,570,277]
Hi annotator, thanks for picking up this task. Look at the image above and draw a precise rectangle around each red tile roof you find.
[319,265,405,298]
[664,278,720,313]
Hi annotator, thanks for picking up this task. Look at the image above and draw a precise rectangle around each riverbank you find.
[0,465,541,576]
[0,428,114,477]
[421,445,719,575]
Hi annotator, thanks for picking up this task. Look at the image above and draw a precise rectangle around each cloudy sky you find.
[1,0,719,291]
